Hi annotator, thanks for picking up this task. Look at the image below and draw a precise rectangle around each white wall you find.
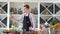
[10,2,37,9]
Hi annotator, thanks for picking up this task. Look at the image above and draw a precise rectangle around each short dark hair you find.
[24,4,30,9]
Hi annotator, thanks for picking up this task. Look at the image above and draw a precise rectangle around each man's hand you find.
[10,15,14,19]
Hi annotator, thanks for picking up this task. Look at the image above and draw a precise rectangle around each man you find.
[10,4,35,32]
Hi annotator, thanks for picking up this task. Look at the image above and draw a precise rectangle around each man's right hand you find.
[10,16,14,19]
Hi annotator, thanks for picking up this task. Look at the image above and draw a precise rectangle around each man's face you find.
[24,7,29,13]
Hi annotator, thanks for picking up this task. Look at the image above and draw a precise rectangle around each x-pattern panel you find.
[0,2,7,28]
[0,15,7,28]
[40,3,60,24]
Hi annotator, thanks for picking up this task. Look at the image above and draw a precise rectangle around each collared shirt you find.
[12,13,35,30]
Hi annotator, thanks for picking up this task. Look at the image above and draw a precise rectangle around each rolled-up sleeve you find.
[12,14,24,22]
[29,13,35,30]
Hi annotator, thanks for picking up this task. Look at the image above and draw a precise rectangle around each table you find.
[3,32,11,34]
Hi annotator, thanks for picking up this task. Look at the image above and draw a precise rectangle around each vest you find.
[23,14,31,31]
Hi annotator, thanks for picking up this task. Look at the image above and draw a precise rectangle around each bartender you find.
[10,4,35,32]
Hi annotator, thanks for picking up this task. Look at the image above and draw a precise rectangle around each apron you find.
[23,14,31,31]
